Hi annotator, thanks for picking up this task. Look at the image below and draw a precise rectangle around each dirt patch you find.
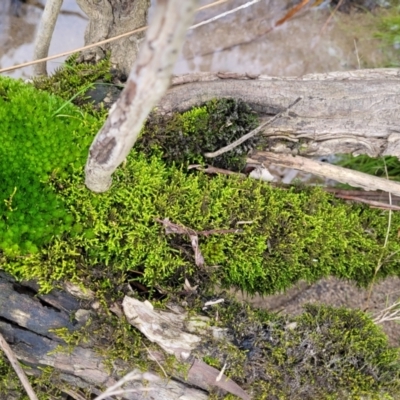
[235,276,400,346]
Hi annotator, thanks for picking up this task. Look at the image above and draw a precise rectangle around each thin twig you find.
[0,0,231,74]
[93,371,150,400]
[204,97,302,158]
[354,38,361,69]
[61,388,87,400]
[191,0,261,30]
[198,0,229,11]
[367,162,393,304]
[333,195,400,211]
[373,300,400,324]
[216,362,227,382]
[144,344,168,379]
[320,0,345,34]
[0,332,39,400]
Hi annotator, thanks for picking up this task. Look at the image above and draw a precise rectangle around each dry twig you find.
[0,332,39,400]
[373,300,400,324]
[204,97,302,158]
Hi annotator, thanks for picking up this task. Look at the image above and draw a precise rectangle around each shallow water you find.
[0,0,392,79]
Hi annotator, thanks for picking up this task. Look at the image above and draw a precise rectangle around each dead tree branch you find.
[33,0,63,76]
[85,0,198,192]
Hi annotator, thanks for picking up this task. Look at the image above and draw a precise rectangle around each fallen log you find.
[161,69,400,159]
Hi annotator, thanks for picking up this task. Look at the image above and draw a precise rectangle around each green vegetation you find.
[337,154,400,182]
[33,53,112,113]
[376,7,400,47]
[201,299,400,399]
[1,56,400,399]
[2,74,400,295]
[142,97,259,170]
[0,76,101,256]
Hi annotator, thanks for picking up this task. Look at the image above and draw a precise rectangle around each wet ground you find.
[1,0,399,344]
[0,0,394,77]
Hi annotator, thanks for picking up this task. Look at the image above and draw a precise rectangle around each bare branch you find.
[85,0,198,192]
[248,152,400,196]
[0,332,39,400]
[33,0,63,76]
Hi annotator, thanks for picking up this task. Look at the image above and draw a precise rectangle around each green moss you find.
[2,74,400,296]
[140,97,259,171]
[0,354,62,400]
[3,53,400,400]
[0,76,102,256]
[200,300,400,399]
[33,53,112,113]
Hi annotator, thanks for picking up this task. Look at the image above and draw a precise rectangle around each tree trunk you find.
[76,0,150,77]
[160,70,400,159]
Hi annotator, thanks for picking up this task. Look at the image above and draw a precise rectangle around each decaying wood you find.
[32,0,63,76]
[160,70,400,160]
[0,331,38,400]
[0,272,229,399]
[122,296,251,400]
[76,0,149,76]
[248,151,400,196]
[85,0,198,192]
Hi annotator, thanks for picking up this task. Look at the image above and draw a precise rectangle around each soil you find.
[235,276,400,346]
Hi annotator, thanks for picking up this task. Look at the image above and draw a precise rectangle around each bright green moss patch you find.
[4,147,400,295]
[200,300,400,399]
[2,74,400,294]
[0,76,102,256]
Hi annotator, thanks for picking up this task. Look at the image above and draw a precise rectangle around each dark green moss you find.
[200,299,400,399]
[140,98,259,171]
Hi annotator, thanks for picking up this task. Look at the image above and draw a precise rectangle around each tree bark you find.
[159,70,400,159]
[76,0,150,77]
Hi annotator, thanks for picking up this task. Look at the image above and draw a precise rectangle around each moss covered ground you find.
[0,57,400,398]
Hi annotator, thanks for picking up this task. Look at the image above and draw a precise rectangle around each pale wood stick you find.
[0,332,39,400]
[248,151,400,197]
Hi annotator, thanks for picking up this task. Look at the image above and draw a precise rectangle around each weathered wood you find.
[248,151,400,196]
[76,0,150,76]
[33,0,63,76]
[159,70,400,159]
[85,0,198,192]
[0,272,249,399]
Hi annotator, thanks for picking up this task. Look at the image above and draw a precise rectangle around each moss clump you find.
[140,98,259,171]
[2,75,400,295]
[0,354,61,400]
[200,300,400,399]
[3,146,400,295]
[33,53,113,112]
[0,76,102,256]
